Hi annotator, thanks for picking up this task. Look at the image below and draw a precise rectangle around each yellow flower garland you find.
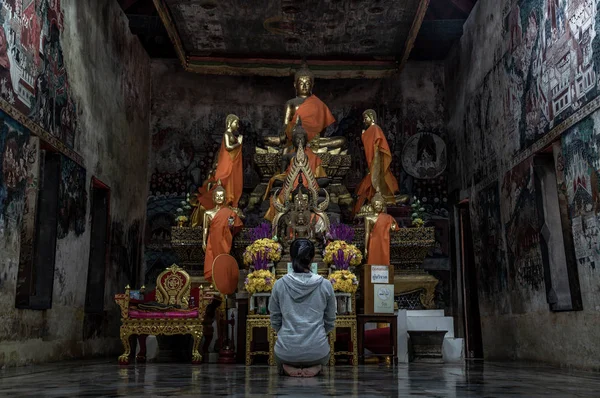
[328,270,359,293]
[324,240,362,267]
[245,269,275,294]
[243,238,282,266]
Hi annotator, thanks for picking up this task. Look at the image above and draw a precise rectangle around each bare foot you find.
[282,364,303,377]
[301,365,322,377]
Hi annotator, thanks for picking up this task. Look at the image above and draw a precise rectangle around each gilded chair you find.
[114,264,214,364]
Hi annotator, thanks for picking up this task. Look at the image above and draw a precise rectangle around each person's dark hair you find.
[290,239,315,273]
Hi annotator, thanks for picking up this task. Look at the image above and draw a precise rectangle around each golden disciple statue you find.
[354,109,401,214]
[202,185,243,282]
[191,114,243,227]
[364,193,399,265]
[263,62,346,154]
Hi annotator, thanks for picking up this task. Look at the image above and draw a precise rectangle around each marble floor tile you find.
[1,359,600,397]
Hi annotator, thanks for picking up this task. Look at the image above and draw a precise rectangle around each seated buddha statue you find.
[262,62,346,155]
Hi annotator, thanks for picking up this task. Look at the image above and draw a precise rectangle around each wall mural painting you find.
[57,155,86,239]
[402,132,447,179]
[501,158,545,301]
[501,0,600,151]
[562,112,600,269]
[471,182,510,315]
[0,0,77,148]
[0,108,30,243]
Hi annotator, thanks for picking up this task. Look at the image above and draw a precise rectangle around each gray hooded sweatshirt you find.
[269,272,336,363]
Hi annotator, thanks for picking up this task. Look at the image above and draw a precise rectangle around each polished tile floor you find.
[2,359,600,397]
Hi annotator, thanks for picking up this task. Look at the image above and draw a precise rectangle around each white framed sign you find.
[370,265,389,284]
[287,262,318,274]
[373,284,394,313]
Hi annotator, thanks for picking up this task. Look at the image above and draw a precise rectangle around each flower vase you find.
[335,292,352,315]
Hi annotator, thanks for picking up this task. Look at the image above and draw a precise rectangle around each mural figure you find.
[402,132,447,179]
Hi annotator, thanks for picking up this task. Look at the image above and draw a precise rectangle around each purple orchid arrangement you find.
[252,251,269,270]
[249,222,272,242]
[333,248,354,270]
[328,222,355,243]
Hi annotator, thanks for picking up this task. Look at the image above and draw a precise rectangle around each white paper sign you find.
[287,262,318,274]
[370,265,389,284]
[373,284,394,313]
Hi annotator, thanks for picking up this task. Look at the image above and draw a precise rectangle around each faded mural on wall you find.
[471,182,510,315]
[562,111,600,270]
[0,107,30,245]
[0,0,77,148]
[501,157,545,313]
[57,155,86,239]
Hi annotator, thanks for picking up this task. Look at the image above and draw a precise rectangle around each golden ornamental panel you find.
[328,315,358,366]
[245,315,276,366]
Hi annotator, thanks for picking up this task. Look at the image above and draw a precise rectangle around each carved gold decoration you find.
[114,264,212,365]
[156,264,191,309]
[254,153,283,181]
[391,227,435,266]
[394,270,439,309]
[170,226,204,268]
[328,315,358,366]
[245,315,276,366]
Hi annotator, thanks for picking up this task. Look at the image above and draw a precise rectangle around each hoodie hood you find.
[280,272,324,302]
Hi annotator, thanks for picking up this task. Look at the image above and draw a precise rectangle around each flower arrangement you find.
[248,222,272,242]
[324,240,362,269]
[328,270,359,293]
[245,269,275,294]
[243,238,282,268]
[327,222,355,243]
[411,197,426,228]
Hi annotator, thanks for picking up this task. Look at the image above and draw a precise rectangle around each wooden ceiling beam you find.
[398,0,431,73]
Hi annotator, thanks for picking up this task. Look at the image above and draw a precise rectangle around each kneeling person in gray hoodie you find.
[269,239,336,377]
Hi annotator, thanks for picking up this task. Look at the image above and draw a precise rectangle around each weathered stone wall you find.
[446,0,600,368]
[0,0,150,367]
[147,59,453,310]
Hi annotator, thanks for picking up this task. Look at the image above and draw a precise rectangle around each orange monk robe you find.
[367,213,399,266]
[285,95,335,142]
[354,125,400,214]
[204,207,243,282]
[197,138,243,209]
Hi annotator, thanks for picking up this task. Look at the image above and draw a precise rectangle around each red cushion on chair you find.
[364,327,391,354]
[129,309,199,319]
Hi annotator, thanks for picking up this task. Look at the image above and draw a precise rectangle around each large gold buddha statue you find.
[262,62,346,154]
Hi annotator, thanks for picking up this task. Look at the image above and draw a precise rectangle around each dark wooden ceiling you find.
[118,0,477,70]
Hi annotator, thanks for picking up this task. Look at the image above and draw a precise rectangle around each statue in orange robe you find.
[202,186,243,282]
[263,62,345,153]
[354,109,400,215]
[364,193,399,265]
[191,114,243,227]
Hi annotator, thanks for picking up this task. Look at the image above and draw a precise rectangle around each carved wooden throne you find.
[115,264,213,364]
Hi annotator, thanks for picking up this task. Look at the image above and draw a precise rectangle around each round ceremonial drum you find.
[212,253,239,295]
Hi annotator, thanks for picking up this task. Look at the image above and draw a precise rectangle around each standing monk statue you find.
[191,114,243,227]
[202,185,243,282]
[364,193,399,265]
[354,109,401,215]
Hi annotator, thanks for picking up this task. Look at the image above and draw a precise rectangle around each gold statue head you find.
[212,184,227,206]
[363,109,377,127]
[371,192,386,214]
[226,114,240,132]
[294,62,314,97]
